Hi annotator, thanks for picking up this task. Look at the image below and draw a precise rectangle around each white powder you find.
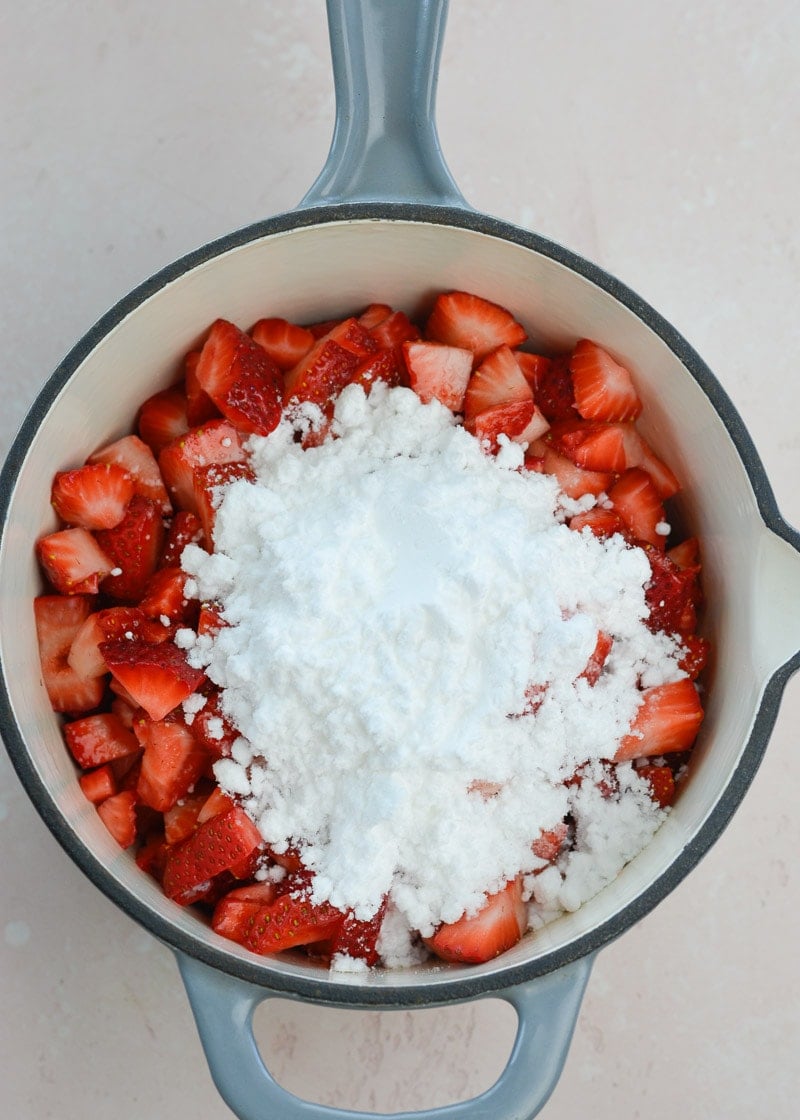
[181,384,685,952]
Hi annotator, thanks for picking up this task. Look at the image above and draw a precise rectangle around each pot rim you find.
[2,201,797,1006]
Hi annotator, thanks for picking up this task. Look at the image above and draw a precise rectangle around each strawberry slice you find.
[425,878,527,964]
[607,468,667,549]
[96,495,165,602]
[162,805,263,903]
[158,420,246,514]
[100,638,205,721]
[96,790,138,848]
[163,788,210,845]
[193,460,255,547]
[250,318,315,371]
[191,690,238,758]
[519,353,578,422]
[615,679,704,761]
[330,899,388,966]
[548,420,628,473]
[197,786,235,824]
[239,881,344,955]
[531,821,569,862]
[195,319,284,436]
[350,348,406,393]
[357,303,393,330]
[78,764,118,804]
[637,763,676,808]
[620,427,681,499]
[425,291,527,364]
[369,310,420,351]
[463,345,533,423]
[569,340,642,423]
[644,549,698,636]
[678,634,710,680]
[37,528,113,595]
[134,714,210,812]
[211,880,278,944]
[33,595,105,712]
[540,445,613,500]
[567,507,625,538]
[68,606,169,678]
[667,537,700,571]
[51,463,135,531]
[283,318,376,406]
[183,350,220,427]
[138,567,194,624]
[402,340,473,412]
[160,510,204,567]
[64,712,141,769]
[470,400,539,452]
[88,435,172,514]
[138,387,190,454]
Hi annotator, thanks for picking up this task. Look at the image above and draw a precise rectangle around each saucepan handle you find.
[177,950,594,1120]
[299,0,467,209]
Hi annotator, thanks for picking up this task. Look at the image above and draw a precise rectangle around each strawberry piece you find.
[158,420,246,514]
[330,899,388,966]
[211,880,278,944]
[425,291,527,364]
[569,339,642,423]
[520,353,578,422]
[197,786,235,824]
[163,788,209,845]
[138,387,190,454]
[470,400,540,452]
[78,764,118,804]
[350,348,406,393]
[514,351,551,388]
[195,319,284,437]
[240,882,343,955]
[197,603,226,638]
[402,340,473,411]
[51,463,135,531]
[678,634,710,680]
[96,495,165,601]
[580,631,613,685]
[644,549,698,636]
[620,427,681,499]
[425,878,527,964]
[34,595,105,712]
[250,318,315,372]
[101,638,205,721]
[283,319,374,406]
[668,537,700,571]
[637,763,676,808]
[463,345,533,421]
[616,679,704,761]
[162,805,263,903]
[358,303,393,330]
[64,712,141,769]
[607,468,667,549]
[68,606,168,678]
[134,714,210,812]
[306,317,342,338]
[568,507,625,538]
[193,460,255,547]
[541,445,613,500]
[136,833,168,881]
[160,510,203,567]
[531,822,569,862]
[88,435,172,514]
[184,349,220,427]
[369,310,421,351]
[37,527,113,594]
[549,420,628,473]
[138,567,194,624]
[191,691,238,758]
[96,790,138,848]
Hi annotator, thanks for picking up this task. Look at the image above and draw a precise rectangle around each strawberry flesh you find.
[425,291,527,363]
[33,595,105,712]
[425,878,527,964]
[162,805,263,903]
[616,679,704,761]
[96,495,165,602]
[100,638,205,722]
[195,319,284,436]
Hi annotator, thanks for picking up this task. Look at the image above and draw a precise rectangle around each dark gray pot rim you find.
[2,202,798,1006]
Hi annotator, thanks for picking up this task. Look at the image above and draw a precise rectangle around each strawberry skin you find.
[68,606,169,678]
[96,790,138,848]
[138,387,190,455]
[160,510,203,567]
[283,318,376,406]
[100,638,205,721]
[158,420,246,514]
[469,400,538,452]
[64,712,141,769]
[402,340,473,412]
[134,715,209,812]
[519,353,578,422]
[37,528,113,594]
[162,805,263,903]
[425,878,527,964]
[193,460,255,548]
[211,880,278,944]
[51,463,135,530]
[463,345,533,421]
[250,317,315,372]
[570,339,642,423]
[425,291,527,363]
[195,319,284,436]
[608,468,667,549]
[95,495,165,602]
[644,549,699,636]
[637,764,676,808]
[239,881,343,955]
[616,679,704,761]
[330,899,388,966]
[88,434,172,514]
[34,594,105,712]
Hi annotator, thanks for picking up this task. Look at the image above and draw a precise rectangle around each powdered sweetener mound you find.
[178,383,685,950]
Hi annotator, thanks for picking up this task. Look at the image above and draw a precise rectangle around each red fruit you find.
[425,291,527,364]
[96,790,138,848]
[136,833,168,880]
[195,319,284,437]
[183,349,220,427]
[138,387,190,454]
[469,400,542,452]
[369,310,421,351]
[68,606,169,678]
[619,426,681,499]
[330,899,388,966]
[514,351,551,389]
[579,631,613,686]
[193,460,255,547]
[531,822,569,862]
[644,549,698,636]
[667,537,700,571]
[549,420,628,473]
[637,764,676,808]
[239,882,343,955]
[425,878,527,964]
[540,445,613,500]
[78,764,118,804]
[34,595,105,712]
[138,567,194,624]
[51,463,135,531]
[402,340,473,412]
[357,303,393,330]
[250,318,315,371]
[134,715,210,812]
[162,805,263,903]
[607,468,667,549]
[284,319,375,406]
[64,712,141,769]
[678,634,710,680]
[569,340,642,423]
[36,527,113,594]
[615,679,704,761]
[197,603,226,638]
[88,435,172,514]
[350,348,406,393]
[197,786,235,825]
[163,789,209,845]
[463,345,533,423]
[96,495,165,602]
[191,691,238,758]
[306,317,342,339]
[158,420,246,514]
[211,880,278,944]
[101,638,205,721]
[160,510,204,567]
[568,507,625,538]
[521,353,578,422]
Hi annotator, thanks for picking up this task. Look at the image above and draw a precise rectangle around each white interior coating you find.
[3,217,800,989]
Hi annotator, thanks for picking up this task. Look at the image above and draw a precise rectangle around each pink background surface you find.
[1,2,798,1116]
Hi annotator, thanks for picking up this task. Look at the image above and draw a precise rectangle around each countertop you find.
[1,1,798,1117]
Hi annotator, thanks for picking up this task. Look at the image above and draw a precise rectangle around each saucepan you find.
[2,2,799,1118]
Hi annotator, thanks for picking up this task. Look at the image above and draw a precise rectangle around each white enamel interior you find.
[3,218,800,992]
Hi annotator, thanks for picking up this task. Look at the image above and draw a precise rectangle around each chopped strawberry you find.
[521,353,578,422]
[51,463,135,531]
[197,786,235,824]
[425,291,527,364]
[350,348,406,393]
[196,603,226,638]
[195,319,284,436]
[138,567,194,624]
[330,899,388,966]
[138,387,190,454]
[191,691,238,758]
[88,435,172,514]
[101,638,205,722]
[306,317,342,338]
[637,763,676,808]
[402,340,473,412]
[425,878,527,964]
[469,400,539,452]
[134,714,209,812]
[96,790,138,848]
[68,606,168,678]
[569,340,642,423]
[607,468,667,549]
[163,789,209,845]
[568,507,625,538]
[160,510,203,567]
[250,318,315,371]
[284,318,375,406]
[96,495,165,601]
[678,634,710,680]
[183,349,220,427]
[239,881,343,955]
[667,537,700,571]
[162,805,263,903]
[78,764,118,804]
[64,712,141,769]
[463,345,533,420]
[548,419,628,473]
[514,351,551,387]
[211,880,278,944]
[369,310,420,351]
[357,303,393,330]
[644,549,698,636]
[193,460,255,547]
[531,822,569,862]
[620,427,681,499]
[579,631,613,685]
[37,527,113,594]
[616,679,704,761]
[34,593,106,710]
[540,445,613,500]
[136,832,168,880]
[158,420,246,514]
